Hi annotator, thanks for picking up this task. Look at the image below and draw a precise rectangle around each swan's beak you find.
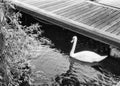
[71,39,73,43]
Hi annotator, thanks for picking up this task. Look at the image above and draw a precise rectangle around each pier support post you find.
[110,46,120,58]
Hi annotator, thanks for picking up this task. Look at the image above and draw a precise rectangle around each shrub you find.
[0,0,43,85]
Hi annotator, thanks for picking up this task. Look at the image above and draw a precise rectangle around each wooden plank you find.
[99,13,120,31]
[44,0,74,11]
[111,27,120,35]
[91,9,117,27]
[38,0,67,9]
[72,6,102,21]
[27,0,61,6]
[95,11,120,29]
[76,7,106,23]
[58,2,88,16]
[67,4,98,19]
[61,3,94,18]
[51,2,80,13]
[117,30,120,35]
[85,8,112,26]
[22,0,39,3]
[54,2,86,15]
[80,8,108,25]
[88,9,113,26]
[105,21,120,33]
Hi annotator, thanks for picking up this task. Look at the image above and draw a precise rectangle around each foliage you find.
[0,0,44,85]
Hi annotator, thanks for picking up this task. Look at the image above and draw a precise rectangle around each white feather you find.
[70,36,107,63]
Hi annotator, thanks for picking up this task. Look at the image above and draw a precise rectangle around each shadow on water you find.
[20,12,120,86]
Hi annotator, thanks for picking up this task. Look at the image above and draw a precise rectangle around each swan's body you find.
[70,36,107,63]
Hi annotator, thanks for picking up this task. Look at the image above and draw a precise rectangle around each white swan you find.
[70,36,107,63]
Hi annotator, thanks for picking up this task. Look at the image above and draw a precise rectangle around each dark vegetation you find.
[0,0,45,85]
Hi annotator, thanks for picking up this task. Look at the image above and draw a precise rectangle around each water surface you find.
[21,12,120,86]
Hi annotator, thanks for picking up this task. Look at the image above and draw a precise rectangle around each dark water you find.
[20,12,120,86]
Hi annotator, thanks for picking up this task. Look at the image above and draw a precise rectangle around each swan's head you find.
[71,36,77,43]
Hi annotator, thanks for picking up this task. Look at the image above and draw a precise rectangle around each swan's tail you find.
[101,55,107,60]
[96,55,107,62]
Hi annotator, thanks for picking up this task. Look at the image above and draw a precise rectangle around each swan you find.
[70,36,107,63]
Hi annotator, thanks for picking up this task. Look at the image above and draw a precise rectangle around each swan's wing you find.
[71,51,99,62]
[74,51,100,57]
[72,51,107,62]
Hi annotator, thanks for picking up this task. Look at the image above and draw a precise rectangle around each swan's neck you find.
[70,38,77,56]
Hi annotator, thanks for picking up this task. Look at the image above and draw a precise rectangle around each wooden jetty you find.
[11,0,120,48]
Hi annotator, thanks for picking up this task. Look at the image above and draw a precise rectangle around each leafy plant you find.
[0,0,45,85]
